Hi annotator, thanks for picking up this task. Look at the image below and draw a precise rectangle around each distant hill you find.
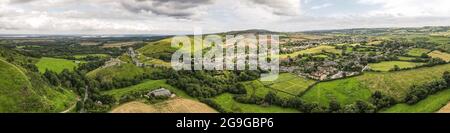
[224,29,279,35]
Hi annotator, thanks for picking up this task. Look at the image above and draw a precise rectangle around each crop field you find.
[428,50,450,62]
[281,45,340,58]
[212,93,299,113]
[407,48,430,57]
[110,98,217,113]
[398,56,416,61]
[382,89,450,113]
[102,80,191,100]
[301,64,450,107]
[36,57,84,73]
[368,61,424,71]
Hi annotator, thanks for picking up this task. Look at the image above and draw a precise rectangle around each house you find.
[147,88,171,98]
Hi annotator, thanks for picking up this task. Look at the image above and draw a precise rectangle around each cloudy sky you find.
[0,0,449,34]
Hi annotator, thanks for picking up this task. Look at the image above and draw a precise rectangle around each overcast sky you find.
[0,0,449,34]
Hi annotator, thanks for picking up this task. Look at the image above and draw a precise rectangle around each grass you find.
[0,59,76,112]
[73,54,109,59]
[301,77,372,107]
[301,64,450,107]
[382,89,450,113]
[407,48,431,57]
[102,80,192,101]
[428,50,450,62]
[213,93,299,113]
[36,57,84,73]
[87,63,145,82]
[398,56,416,61]
[281,45,340,58]
[368,61,424,71]
[261,73,316,95]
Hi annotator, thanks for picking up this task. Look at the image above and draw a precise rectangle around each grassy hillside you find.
[212,93,299,113]
[407,48,430,57]
[428,50,450,62]
[0,59,76,112]
[36,57,84,73]
[302,64,450,107]
[382,89,450,113]
[87,63,145,82]
[260,73,316,95]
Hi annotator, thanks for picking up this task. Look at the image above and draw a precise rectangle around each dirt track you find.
[437,102,450,113]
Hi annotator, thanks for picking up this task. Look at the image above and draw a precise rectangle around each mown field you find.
[368,61,424,71]
[428,50,450,62]
[382,89,450,113]
[301,64,450,107]
[281,45,340,58]
[36,57,84,73]
[260,73,316,95]
[212,93,299,113]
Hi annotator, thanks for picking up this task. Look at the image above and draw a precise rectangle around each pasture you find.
[102,80,191,100]
[407,48,430,57]
[261,73,316,95]
[382,89,450,113]
[368,61,424,71]
[212,93,299,113]
[110,98,217,113]
[36,57,83,73]
[281,45,340,58]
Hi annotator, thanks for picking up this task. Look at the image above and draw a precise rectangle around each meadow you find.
[36,57,84,73]
[261,73,316,95]
[407,48,430,57]
[102,80,192,100]
[368,61,424,71]
[87,63,145,82]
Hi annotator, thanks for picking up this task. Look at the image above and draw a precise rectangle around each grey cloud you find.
[121,0,213,19]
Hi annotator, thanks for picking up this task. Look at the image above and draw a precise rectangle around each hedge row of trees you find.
[404,71,450,104]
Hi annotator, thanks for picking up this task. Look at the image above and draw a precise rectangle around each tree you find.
[264,92,277,105]
[328,99,341,113]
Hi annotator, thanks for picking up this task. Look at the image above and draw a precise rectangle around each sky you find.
[0,0,449,34]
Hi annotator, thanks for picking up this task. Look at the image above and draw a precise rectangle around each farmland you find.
[36,57,84,73]
[368,61,424,71]
[111,99,217,113]
[103,80,191,100]
[382,89,450,113]
[212,93,299,113]
[428,50,450,62]
[281,45,340,58]
[407,48,430,57]
[261,73,316,95]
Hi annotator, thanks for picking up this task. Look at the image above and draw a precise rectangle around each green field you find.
[301,77,372,107]
[73,54,109,59]
[36,57,83,73]
[398,56,416,61]
[428,50,450,62]
[261,73,316,95]
[301,64,450,107]
[103,80,192,100]
[281,45,340,58]
[212,93,299,113]
[368,61,424,71]
[0,59,76,112]
[87,63,145,82]
[242,80,295,99]
[382,89,450,113]
[407,48,430,57]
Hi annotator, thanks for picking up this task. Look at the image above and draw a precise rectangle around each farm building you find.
[147,88,171,98]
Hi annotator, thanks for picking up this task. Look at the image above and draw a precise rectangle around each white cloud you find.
[310,3,332,10]
[358,0,450,17]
